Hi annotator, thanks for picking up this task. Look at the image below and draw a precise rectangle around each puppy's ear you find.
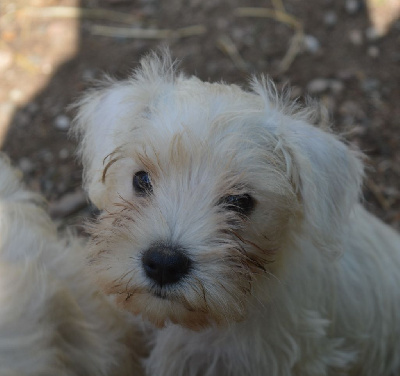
[284,119,364,255]
[71,51,177,208]
[252,78,364,255]
[71,81,134,208]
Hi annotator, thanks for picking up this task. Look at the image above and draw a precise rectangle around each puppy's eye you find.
[133,171,153,195]
[219,194,254,215]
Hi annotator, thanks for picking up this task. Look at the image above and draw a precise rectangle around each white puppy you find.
[0,155,145,376]
[73,52,400,376]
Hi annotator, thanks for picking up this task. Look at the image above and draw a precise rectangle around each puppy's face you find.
[74,54,362,329]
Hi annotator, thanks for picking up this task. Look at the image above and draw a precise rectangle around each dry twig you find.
[271,0,286,12]
[89,24,206,39]
[17,6,142,24]
[235,6,304,73]
[217,35,248,72]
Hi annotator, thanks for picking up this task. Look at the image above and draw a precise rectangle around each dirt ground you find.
[1,0,399,231]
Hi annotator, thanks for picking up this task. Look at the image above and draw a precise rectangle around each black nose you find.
[142,243,192,287]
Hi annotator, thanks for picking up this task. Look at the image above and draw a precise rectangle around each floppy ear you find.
[71,51,178,208]
[71,82,135,208]
[282,119,364,255]
[251,78,364,255]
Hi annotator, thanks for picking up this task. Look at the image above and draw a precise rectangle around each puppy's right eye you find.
[133,171,152,195]
[219,194,255,216]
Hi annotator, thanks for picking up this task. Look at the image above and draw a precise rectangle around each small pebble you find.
[82,69,95,81]
[54,114,71,131]
[368,46,380,58]
[232,27,246,41]
[345,0,360,14]
[362,78,380,93]
[59,148,70,160]
[365,27,380,41]
[337,70,355,80]
[330,80,344,94]
[307,79,331,94]
[304,35,321,54]
[39,149,54,163]
[307,79,343,95]
[290,86,303,99]
[349,29,363,46]
[18,158,35,174]
[339,100,363,117]
[324,11,337,27]
[216,17,229,29]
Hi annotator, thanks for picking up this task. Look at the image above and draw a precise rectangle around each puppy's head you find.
[73,52,363,329]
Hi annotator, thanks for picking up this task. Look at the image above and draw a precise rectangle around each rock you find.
[307,79,331,94]
[232,27,246,41]
[49,190,87,219]
[54,114,71,131]
[362,78,380,93]
[368,46,380,58]
[59,148,70,160]
[365,26,380,41]
[345,0,360,14]
[82,69,96,81]
[303,35,321,54]
[324,11,337,27]
[18,158,35,174]
[337,70,355,80]
[349,29,363,46]
[289,86,303,99]
[330,80,344,94]
[339,100,364,118]
[39,149,54,163]
[307,79,343,95]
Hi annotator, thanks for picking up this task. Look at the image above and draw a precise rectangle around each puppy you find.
[0,155,145,376]
[72,52,400,376]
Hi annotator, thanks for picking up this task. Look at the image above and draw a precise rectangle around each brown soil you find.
[1,0,399,230]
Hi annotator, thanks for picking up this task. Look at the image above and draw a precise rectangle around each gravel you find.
[54,115,71,131]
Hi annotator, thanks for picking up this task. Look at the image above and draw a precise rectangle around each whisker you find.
[102,157,120,183]
[112,269,134,285]
[192,277,210,311]
[124,276,134,293]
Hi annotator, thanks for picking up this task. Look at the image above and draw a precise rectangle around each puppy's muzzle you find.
[142,243,192,287]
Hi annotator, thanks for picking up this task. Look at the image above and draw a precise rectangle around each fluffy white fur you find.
[73,52,400,376]
[0,155,145,376]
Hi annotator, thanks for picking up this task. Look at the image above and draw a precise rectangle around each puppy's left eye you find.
[219,194,254,215]
[133,171,153,195]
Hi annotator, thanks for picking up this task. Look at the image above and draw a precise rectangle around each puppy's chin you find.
[111,288,246,331]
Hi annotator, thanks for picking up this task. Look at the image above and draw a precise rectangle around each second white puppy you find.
[0,155,145,376]
[73,52,400,376]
